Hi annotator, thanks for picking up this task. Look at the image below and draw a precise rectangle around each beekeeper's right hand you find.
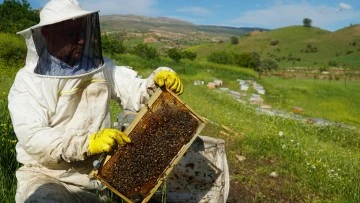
[88,128,131,155]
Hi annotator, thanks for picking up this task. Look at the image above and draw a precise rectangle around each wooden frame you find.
[89,88,206,202]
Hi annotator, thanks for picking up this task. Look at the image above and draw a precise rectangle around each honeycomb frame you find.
[91,88,206,202]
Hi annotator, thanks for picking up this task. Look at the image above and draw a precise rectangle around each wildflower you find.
[279,131,284,137]
[282,144,287,149]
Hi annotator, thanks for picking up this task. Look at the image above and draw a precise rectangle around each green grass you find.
[262,77,360,127]
[0,98,18,203]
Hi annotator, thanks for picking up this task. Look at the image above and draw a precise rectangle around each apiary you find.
[92,88,206,202]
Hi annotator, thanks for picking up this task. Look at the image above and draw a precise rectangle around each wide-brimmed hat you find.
[17,0,99,34]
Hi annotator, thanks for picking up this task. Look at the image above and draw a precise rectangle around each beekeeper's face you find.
[41,17,86,67]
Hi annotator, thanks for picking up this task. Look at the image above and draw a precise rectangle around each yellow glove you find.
[88,129,131,155]
[154,70,184,95]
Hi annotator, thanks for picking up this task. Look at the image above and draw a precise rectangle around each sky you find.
[21,0,360,31]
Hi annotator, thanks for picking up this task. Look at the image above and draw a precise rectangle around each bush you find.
[132,43,159,60]
[270,40,280,46]
[181,50,197,61]
[305,43,318,53]
[168,48,182,62]
[328,60,337,67]
[207,51,234,65]
[259,58,279,72]
[233,52,258,68]
[230,36,239,44]
[102,34,126,56]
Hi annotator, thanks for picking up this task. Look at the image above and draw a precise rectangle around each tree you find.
[230,36,239,44]
[0,0,39,33]
[168,48,182,62]
[250,52,261,70]
[233,52,253,68]
[132,43,159,60]
[303,18,312,27]
[181,50,197,61]
[207,51,234,65]
[102,34,125,56]
[259,58,278,72]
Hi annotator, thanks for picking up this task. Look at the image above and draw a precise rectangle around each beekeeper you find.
[8,0,183,202]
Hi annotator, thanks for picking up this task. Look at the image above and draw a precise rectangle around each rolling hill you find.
[99,14,266,48]
[99,14,359,69]
[190,25,360,69]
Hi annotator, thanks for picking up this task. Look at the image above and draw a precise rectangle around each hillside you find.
[190,25,360,69]
[99,14,360,69]
[99,14,266,49]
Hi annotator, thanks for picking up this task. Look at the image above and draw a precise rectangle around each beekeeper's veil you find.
[17,0,103,75]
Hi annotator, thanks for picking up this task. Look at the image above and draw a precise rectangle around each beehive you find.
[93,88,206,202]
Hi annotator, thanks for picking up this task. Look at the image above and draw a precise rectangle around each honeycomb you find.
[95,89,205,202]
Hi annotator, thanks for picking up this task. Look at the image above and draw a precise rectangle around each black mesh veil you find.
[31,13,104,76]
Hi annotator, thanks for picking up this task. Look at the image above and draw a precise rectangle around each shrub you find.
[132,43,159,60]
[270,40,280,46]
[259,58,279,72]
[181,50,197,61]
[305,43,318,53]
[230,36,239,44]
[233,52,253,67]
[168,48,182,62]
[102,34,126,56]
[207,51,234,65]
[328,60,337,67]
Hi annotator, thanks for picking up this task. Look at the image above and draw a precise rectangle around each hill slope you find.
[190,25,360,69]
[100,14,266,44]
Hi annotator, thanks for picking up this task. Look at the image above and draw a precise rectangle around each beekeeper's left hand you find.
[154,70,183,95]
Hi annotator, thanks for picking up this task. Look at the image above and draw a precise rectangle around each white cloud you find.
[339,3,352,10]
[79,0,159,16]
[176,6,212,17]
[231,2,360,31]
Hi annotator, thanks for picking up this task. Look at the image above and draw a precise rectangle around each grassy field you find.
[262,77,360,128]
[1,54,359,202]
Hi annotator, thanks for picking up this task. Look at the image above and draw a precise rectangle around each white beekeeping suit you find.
[8,0,175,202]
